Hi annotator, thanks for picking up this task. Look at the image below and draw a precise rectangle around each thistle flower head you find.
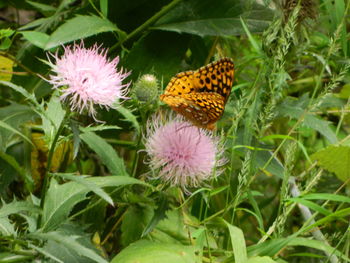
[47,42,130,119]
[145,115,225,189]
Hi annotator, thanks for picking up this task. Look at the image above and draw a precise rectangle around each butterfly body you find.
[160,58,234,129]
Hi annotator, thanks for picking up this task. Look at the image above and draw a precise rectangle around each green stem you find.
[110,0,184,52]
[38,111,69,227]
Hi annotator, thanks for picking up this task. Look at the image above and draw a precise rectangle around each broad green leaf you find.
[311,145,350,182]
[41,176,148,231]
[224,221,247,263]
[53,173,113,205]
[153,18,270,37]
[80,132,127,175]
[124,31,190,83]
[0,55,13,81]
[150,209,189,244]
[110,240,196,263]
[121,205,153,246]
[31,231,107,263]
[142,194,169,237]
[246,256,277,263]
[153,0,273,37]
[21,31,49,49]
[45,15,122,49]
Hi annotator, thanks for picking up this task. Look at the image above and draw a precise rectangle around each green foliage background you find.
[0,0,350,262]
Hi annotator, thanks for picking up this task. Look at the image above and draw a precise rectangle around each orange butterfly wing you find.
[160,58,234,129]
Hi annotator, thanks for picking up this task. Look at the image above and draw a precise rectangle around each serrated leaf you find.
[53,173,113,205]
[311,145,350,182]
[45,15,121,49]
[0,81,39,107]
[80,132,127,176]
[41,176,147,231]
[0,217,15,236]
[110,240,196,263]
[115,106,140,133]
[0,200,40,218]
[21,31,49,49]
[31,231,107,263]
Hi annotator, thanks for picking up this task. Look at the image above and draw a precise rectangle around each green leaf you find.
[0,253,33,262]
[115,106,140,133]
[0,81,38,107]
[153,17,270,37]
[277,96,338,144]
[311,145,350,182]
[110,240,196,263]
[287,198,331,216]
[153,0,273,37]
[100,0,108,17]
[150,210,189,244]
[53,173,114,206]
[45,15,122,49]
[21,31,50,49]
[80,131,128,176]
[0,120,33,146]
[124,31,190,83]
[0,103,37,150]
[31,231,107,263]
[26,0,56,15]
[224,221,247,263]
[121,205,153,246]
[287,237,350,262]
[41,93,65,146]
[301,193,350,203]
[0,200,40,218]
[0,217,15,236]
[41,176,148,231]
[246,256,277,263]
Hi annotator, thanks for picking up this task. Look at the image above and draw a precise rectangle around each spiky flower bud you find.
[133,74,159,103]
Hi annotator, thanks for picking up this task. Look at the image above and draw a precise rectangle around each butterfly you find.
[160,58,235,130]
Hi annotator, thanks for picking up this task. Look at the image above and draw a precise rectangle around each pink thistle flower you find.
[145,115,225,189]
[47,42,130,119]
